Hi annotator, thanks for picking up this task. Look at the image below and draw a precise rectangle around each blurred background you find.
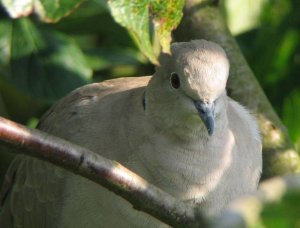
[0,0,299,225]
[228,0,300,151]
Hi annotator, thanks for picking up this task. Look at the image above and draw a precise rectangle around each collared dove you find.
[0,40,262,227]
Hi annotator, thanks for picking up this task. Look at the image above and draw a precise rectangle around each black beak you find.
[194,100,215,136]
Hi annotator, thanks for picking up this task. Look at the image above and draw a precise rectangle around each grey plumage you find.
[0,40,262,227]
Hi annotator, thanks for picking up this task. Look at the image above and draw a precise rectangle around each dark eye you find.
[170,72,180,89]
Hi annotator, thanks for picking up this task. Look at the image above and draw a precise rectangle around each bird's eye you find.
[170,72,180,89]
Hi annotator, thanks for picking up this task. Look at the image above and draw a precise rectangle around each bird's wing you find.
[0,155,66,228]
[37,76,151,160]
[227,98,262,187]
[0,76,151,228]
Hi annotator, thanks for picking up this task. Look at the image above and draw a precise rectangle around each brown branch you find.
[174,0,300,178]
[0,116,205,228]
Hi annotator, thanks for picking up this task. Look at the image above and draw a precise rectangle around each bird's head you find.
[146,40,230,137]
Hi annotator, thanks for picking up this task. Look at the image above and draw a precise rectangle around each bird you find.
[0,39,262,227]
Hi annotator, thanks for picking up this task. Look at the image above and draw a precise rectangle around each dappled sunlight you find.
[182,129,235,200]
[204,130,235,192]
[259,176,287,202]
[109,162,150,191]
[257,113,284,147]
[0,116,32,139]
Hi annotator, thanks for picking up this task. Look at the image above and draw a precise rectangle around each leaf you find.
[108,0,156,64]
[1,0,85,22]
[151,0,184,53]
[0,21,12,66]
[0,18,92,102]
[282,90,300,143]
[261,189,300,228]
[1,0,33,18]
[107,0,184,64]
[84,47,146,71]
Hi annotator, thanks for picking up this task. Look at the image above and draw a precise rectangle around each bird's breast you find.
[127,130,234,202]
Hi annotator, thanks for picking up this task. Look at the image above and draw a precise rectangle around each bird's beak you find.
[193,100,215,136]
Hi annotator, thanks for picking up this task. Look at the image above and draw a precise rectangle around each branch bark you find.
[0,116,204,228]
[174,0,300,178]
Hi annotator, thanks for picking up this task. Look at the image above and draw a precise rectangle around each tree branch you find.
[174,0,300,178]
[0,116,205,228]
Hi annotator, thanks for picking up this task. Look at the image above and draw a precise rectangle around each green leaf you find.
[107,0,184,64]
[282,89,300,143]
[0,18,92,102]
[108,0,156,64]
[151,0,184,53]
[0,21,12,66]
[261,190,300,228]
[1,0,85,22]
[84,47,146,71]
[1,0,33,18]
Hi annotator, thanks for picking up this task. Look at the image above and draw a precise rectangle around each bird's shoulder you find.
[38,76,151,130]
[75,76,151,99]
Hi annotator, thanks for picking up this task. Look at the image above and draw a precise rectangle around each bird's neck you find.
[147,107,228,143]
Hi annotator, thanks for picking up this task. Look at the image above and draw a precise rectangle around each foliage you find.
[0,0,184,123]
[1,0,85,22]
[108,0,184,64]
[261,189,300,227]
[233,0,300,150]
[0,18,91,101]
